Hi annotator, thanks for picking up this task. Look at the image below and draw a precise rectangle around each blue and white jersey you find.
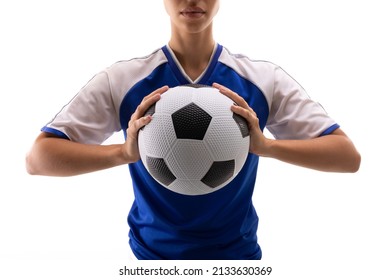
[42,44,339,260]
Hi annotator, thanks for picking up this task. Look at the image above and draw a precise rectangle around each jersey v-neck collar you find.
[162,43,223,85]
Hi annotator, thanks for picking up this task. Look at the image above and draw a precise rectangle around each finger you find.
[136,94,160,117]
[141,85,169,106]
[231,104,258,126]
[133,86,169,119]
[212,83,249,109]
[145,85,169,100]
[213,82,257,117]
[231,104,250,118]
[128,115,152,136]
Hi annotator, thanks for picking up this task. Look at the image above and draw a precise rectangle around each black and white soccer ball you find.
[138,85,250,195]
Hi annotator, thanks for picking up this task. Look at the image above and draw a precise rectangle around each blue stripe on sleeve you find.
[319,123,340,136]
[41,126,70,140]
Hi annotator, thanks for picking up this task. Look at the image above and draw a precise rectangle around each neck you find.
[168,26,215,81]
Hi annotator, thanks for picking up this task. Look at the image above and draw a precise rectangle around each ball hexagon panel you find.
[204,117,247,161]
[138,114,177,158]
[168,179,209,196]
[156,87,193,114]
[192,87,233,118]
[167,139,213,180]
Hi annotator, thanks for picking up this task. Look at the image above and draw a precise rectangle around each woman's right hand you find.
[122,86,169,163]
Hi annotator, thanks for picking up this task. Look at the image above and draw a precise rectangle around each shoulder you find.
[100,47,168,97]
[218,46,281,91]
[106,48,167,76]
[218,46,281,103]
[218,46,305,94]
[219,46,279,76]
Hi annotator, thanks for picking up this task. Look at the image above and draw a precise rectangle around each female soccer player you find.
[26,0,360,259]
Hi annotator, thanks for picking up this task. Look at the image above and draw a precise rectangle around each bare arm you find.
[260,128,361,172]
[26,86,167,176]
[26,133,129,176]
[213,83,361,173]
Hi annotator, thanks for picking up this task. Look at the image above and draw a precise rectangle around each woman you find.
[26,0,360,259]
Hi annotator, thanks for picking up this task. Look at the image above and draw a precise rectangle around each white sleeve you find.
[266,66,339,140]
[42,71,121,144]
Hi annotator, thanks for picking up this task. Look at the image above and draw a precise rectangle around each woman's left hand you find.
[212,83,270,156]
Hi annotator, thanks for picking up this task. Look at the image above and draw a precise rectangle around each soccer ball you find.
[138,85,250,195]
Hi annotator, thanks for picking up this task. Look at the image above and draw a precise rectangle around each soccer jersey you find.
[42,44,339,259]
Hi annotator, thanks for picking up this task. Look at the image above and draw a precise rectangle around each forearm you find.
[26,88,165,177]
[214,84,360,173]
[26,134,130,176]
[260,131,361,173]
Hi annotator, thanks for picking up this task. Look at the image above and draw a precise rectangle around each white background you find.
[1,0,389,279]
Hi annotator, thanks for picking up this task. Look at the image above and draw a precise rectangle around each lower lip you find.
[181,12,205,19]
